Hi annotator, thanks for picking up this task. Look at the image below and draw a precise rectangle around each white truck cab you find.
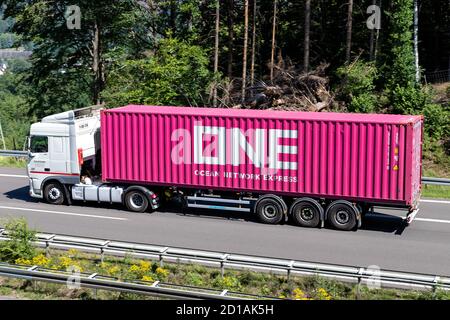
[27,105,160,212]
[27,105,102,202]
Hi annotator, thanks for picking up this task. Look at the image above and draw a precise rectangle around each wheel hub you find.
[130,194,144,209]
[48,188,61,200]
[300,207,314,221]
[263,205,277,218]
[336,210,350,224]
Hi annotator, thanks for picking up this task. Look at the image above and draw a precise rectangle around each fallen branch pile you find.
[215,60,334,112]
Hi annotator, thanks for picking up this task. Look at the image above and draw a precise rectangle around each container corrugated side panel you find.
[101,110,412,205]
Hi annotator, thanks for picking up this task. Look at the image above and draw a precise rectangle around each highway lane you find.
[0,167,449,276]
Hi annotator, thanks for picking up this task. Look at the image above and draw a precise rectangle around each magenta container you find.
[101,105,423,208]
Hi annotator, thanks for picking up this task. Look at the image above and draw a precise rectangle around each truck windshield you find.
[30,136,48,153]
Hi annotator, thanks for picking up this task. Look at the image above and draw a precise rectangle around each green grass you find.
[0,249,448,300]
[0,156,26,168]
[422,185,450,200]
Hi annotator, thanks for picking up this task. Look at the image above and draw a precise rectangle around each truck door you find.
[49,136,70,173]
[29,135,50,173]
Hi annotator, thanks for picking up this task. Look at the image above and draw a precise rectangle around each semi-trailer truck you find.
[26,104,423,231]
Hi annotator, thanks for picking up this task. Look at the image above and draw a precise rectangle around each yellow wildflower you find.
[58,256,73,269]
[129,264,140,273]
[316,288,332,300]
[139,261,151,273]
[156,267,169,278]
[142,275,154,282]
[15,258,32,265]
[293,288,313,300]
[107,265,120,276]
[31,254,50,267]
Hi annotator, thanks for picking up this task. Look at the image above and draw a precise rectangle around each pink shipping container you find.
[101,105,423,209]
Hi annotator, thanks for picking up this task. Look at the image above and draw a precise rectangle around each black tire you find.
[43,182,65,205]
[326,201,357,231]
[290,199,322,228]
[124,190,149,213]
[255,197,284,225]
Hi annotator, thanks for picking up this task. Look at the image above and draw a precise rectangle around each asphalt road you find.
[0,167,449,276]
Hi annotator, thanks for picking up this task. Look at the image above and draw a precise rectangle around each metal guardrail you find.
[421,177,450,186]
[0,230,448,293]
[0,262,270,300]
[0,150,29,158]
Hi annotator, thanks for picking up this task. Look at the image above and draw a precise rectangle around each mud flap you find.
[405,208,420,225]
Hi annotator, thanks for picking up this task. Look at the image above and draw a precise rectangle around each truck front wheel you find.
[124,190,149,213]
[44,182,65,205]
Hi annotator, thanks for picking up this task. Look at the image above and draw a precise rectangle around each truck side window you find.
[30,136,48,153]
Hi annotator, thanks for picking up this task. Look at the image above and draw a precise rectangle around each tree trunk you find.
[270,0,277,82]
[169,0,177,33]
[374,0,382,62]
[227,0,234,78]
[92,20,104,105]
[345,0,353,64]
[304,0,311,72]
[413,0,420,83]
[369,0,376,60]
[213,0,220,107]
[250,0,257,86]
[242,0,249,104]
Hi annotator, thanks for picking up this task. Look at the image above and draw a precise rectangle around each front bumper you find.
[28,178,43,199]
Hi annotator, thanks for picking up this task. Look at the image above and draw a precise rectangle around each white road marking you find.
[415,218,450,224]
[420,199,450,205]
[0,174,28,178]
[0,205,127,221]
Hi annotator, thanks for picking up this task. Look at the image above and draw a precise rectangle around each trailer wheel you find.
[43,182,65,205]
[125,190,149,213]
[255,197,284,225]
[326,200,358,231]
[290,198,322,228]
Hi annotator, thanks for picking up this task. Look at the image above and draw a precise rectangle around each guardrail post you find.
[159,248,168,267]
[220,254,229,278]
[287,261,295,282]
[432,276,441,298]
[356,268,364,300]
[100,241,110,264]
[42,234,55,257]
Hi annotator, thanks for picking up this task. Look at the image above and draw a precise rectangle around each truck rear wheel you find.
[326,201,358,231]
[44,182,65,205]
[125,190,149,213]
[255,197,284,225]
[290,198,322,228]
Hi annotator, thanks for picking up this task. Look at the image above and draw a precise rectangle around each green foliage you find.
[422,103,450,141]
[212,274,242,291]
[103,38,211,108]
[185,272,204,286]
[389,85,430,114]
[388,85,450,142]
[0,69,33,149]
[336,61,378,113]
[382,0,416,88]
[0,218,36,263]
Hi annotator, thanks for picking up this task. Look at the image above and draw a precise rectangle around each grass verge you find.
[0,249,448,300]
[0,156,26,168]
[422,185,450,200]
